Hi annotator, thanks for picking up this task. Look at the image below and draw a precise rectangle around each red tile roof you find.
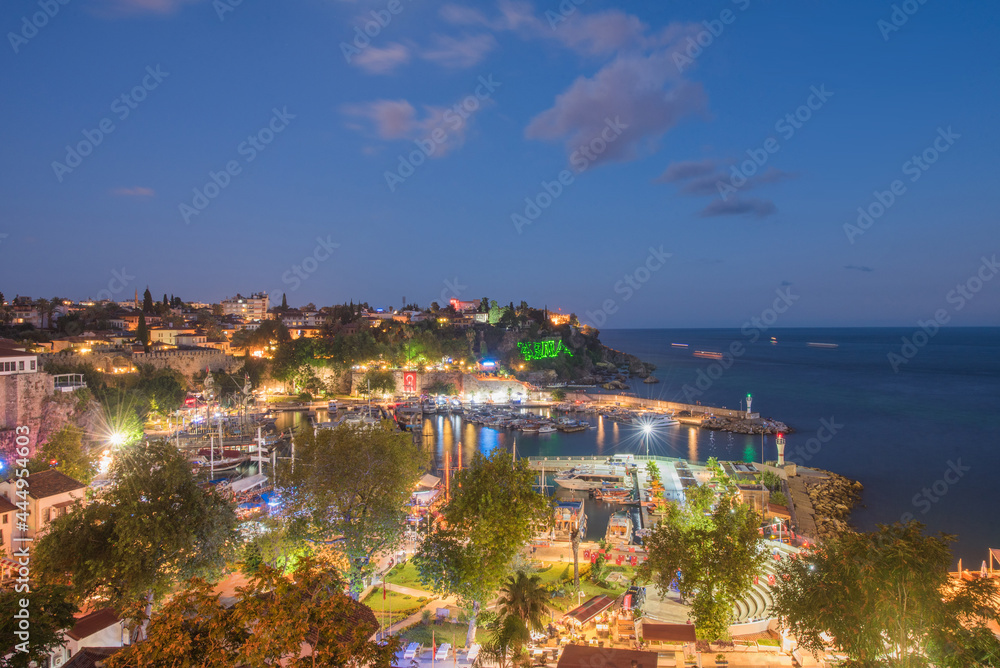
[67,608,121,641]
[557,644,658,668]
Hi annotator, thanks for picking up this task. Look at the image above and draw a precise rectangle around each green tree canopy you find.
[0,585,77,668]
[359,368,396,397]
[640,491,766,640]
[35,440,237,636]
[282,422,423,592]
[773,522,1000,667]
[414,449,550,643]
[106,558,399,668]
[29,425,94,483]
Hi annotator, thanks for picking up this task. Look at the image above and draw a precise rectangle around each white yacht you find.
[633,413,680,427]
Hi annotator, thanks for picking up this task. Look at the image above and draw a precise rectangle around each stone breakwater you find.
[803,472,864,541]
[700,415,790,435]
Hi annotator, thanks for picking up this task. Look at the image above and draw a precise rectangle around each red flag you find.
[383,581,386,600]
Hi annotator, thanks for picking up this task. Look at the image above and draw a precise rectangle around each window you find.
[18,361,24,371]
[2,513,7,523]
[30,360,35,370]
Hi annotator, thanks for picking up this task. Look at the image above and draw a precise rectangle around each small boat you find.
[671,343,688,348]
[538,425,556,434]
[605,511,633,547]
[693,350,723,360]
[191,448,250,471]
[807,342,839,349]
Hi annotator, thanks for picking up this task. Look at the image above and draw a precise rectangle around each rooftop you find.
[13,469,86,499]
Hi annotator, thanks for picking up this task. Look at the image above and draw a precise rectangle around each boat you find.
[554,464,632,491]
[807,342,839,349]
[538,425,556,434]
[605,511,633,548]
[327,400,339,412]
[592,487,631,502]
[191,448,250,471]
[558,424,587,433]
[633,413,680,427]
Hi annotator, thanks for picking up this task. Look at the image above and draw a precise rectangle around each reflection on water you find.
[275,406,784,543]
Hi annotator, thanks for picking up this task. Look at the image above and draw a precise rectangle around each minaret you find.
[746,393,753,418]
[134,289,139,309]
[776,432,786,466]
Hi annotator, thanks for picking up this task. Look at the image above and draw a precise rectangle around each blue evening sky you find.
[1,0,997,327]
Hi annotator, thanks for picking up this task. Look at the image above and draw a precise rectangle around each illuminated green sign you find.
[517,339,574,362]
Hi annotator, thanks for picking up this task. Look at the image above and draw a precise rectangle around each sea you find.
[287,328,1000,568]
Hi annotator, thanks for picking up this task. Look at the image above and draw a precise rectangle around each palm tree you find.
[478,614,532,668]
[570,527,582,589]
[496,571,547,633]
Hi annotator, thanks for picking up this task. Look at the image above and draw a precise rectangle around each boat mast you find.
[210,434,215,479]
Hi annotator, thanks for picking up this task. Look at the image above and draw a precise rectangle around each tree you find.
[480,613,532,668]
[773,522,1000,667]
[640,492,765,640]
[414,449,550,644]
[105,580,243,668]
[496,571,548,633]
[35,440,237,638]
[136,311,149,350]
[0,585,77,668]
[233,556,399,667]
[358,368,397,397]
[142,287,154,313]
[283,422,423,594]
[30,425,94,483]
[107,559,399,668]
[570,527,582,589]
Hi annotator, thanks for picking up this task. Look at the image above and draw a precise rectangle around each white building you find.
[0,346,38,376]
[221,293,269,321]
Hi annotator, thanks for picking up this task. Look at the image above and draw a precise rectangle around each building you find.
[0,470,86,545]
[556,644,658,668]
[448,298,479,312]
[0,345,38,376]
[175,332,208,347]
[149,327,197,346]
[46,608,127,668]
[221,293,269,321]
[0,495,15,579]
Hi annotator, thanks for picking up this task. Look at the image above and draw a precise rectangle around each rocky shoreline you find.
[799,471,864,541]
[700,414,791,435]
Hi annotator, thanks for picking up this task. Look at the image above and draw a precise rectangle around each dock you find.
[525,454,686,472]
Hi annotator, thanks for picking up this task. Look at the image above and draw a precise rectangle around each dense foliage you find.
[773,522,1000,667]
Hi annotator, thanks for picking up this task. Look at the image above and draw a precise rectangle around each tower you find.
[776,432,786,466]
[746,393,752,418]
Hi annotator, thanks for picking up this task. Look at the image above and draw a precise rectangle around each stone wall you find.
[41,349,241,378]
[132,350,240,376]
[566,392,752,419]
[0,373,61,461]
[348,370,532,399]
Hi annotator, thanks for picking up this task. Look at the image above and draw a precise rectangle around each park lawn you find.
[384,561,429,591]
[361,589,425,626]
[398,621,490,649]
[531,561,630,612]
